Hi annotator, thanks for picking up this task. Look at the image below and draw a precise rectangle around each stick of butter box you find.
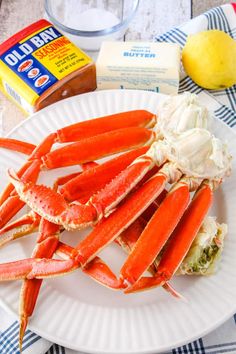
[96,41,181,94]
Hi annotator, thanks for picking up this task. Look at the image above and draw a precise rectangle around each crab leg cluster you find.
[0,109,155,228]
[0,93,231,351]
[0,109,157,349]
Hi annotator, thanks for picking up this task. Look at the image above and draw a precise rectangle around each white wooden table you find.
[0,0,231,135]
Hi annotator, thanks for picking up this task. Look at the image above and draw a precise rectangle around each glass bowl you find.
[44,0,140,51]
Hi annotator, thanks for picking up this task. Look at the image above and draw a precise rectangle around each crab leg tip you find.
[7,169,22,189]
[124,275,165,294]
[163,282,187,302]
[8,168,17,178]
[19,314,28,351]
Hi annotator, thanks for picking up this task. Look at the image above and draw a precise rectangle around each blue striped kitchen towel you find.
[0,3,236,354]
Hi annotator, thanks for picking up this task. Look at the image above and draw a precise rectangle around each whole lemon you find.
[182,30,236,90]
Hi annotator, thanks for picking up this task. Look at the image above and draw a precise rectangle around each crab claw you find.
[56,243,126,290]
[83,258,127,290]
[0,160,41,229]
[0,212,40,248]
[8,169,97,230]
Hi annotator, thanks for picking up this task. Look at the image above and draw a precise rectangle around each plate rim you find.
[5,88,235,140]
[1,298,236,354]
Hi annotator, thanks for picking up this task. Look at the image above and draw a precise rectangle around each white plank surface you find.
[192,0,231,16]
[125,0,191,40]
[0,0,231,135]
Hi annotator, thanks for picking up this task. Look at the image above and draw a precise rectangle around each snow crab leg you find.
[19,219,61,349]
[0,94,212,231]
[0,133,56,207]
[0,126,230,278]
[0,160,41,228]
[0,138,35,155]
[0,110,155,229]
[125,181,213,293]
[60,146,149,202]
[0,162,163,346]
[0,168,169,279]
[16,156,155,347]
[0,92,212,227]
[0,146,156,250]
[120,178,191,286]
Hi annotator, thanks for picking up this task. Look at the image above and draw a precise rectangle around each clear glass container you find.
[44,0,139,51]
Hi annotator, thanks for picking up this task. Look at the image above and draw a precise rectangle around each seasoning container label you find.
[0,19,93,114]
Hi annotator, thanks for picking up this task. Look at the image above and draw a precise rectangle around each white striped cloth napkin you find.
[0,3,236,354]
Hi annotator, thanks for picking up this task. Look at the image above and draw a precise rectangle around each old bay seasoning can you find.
[0,19,96,114]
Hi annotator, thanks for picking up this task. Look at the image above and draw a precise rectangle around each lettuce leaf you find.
[177,217,227,276]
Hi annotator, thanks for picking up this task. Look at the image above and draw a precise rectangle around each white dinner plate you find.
[0,90,236,354]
